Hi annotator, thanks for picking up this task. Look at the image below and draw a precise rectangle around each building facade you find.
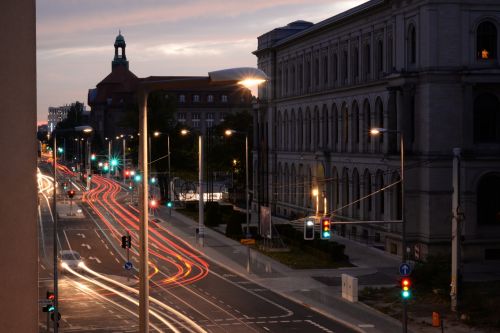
[89,33,252,143]
[47,102,88,133]
[252,0,500,261]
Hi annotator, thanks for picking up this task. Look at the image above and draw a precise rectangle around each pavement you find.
[154,207,413,333]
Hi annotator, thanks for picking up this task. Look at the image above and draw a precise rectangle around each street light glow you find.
[312,188,319,197]
[224,129,234,136]
[370,127,387,136]
[153,131,160,137]
[180,129,189,136]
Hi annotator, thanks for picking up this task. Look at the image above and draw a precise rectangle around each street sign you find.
[399,263,411,276]
[124,261,133,270]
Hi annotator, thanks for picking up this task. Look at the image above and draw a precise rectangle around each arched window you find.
[474,93,500,143]
[477,173,500,225]
[407,24,417,65]
[477,21,497,59]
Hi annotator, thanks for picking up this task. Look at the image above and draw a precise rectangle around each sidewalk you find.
[155,207,411,333]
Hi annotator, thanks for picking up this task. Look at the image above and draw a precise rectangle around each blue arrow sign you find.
[399,263,411,276]
[124,261,133,270]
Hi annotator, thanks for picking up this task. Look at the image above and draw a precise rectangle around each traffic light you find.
[91,153,96,161]
[150,177,157,184]
[62,182,68,190]
[103,163,109,171]
[67,190,75,199]
[401,277,411,300]
[42,291,55,313]
[149,199,158,209]
[121,235,132,249]
[134,174,142,183]
[57,147,64,154]
[110,158,118,167]
[320,217,331,239]
[166,201,173,208]
[124,170,130,177]
[304,218,315,240]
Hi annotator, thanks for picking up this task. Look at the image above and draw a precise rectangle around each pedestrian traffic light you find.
[91,153,96,161]
[67,190,75,199]
[304,218,315,240]
[62,182,68,190]
[320,217,331,239]
[401,277,411,299]
[103,163,109,171]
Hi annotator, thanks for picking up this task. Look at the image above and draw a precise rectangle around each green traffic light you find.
[57,147,64,153]
[402,290,411,299]
[48,305,55,312]
[150,177,156,184]
[111,159,118,167]
[91,154,96,161]
[166,201,173,208]
[103,165,109,171]
[134,174,142,182]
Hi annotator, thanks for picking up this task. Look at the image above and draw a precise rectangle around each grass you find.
[259,246,353,269]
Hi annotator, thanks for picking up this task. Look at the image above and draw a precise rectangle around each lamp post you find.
[151,131,171,202]
[312,188,319,217]
[370,127,406,333]
[180,129,205,246]
[224,129,251,238]
[51,125,92,333]
[105,137,112,178]
[136,67,268,332]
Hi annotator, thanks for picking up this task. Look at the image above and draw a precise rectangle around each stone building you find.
[252,0,500,261]
[89,33,252,144]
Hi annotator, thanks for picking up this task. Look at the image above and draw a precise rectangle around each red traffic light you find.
[149,199,158,208]
[124,170,130,177]
[320,217,331,239]
[67,190,75,199]
[46,291,55,301]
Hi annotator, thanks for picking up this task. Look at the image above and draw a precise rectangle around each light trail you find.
[80,263,208,333]
[63,263,181,333]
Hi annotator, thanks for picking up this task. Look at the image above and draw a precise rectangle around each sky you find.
[36,0,368,124]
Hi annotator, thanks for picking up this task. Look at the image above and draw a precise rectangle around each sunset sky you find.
[36,0,368,124]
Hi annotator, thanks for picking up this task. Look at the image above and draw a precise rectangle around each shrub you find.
[205,202,221,227]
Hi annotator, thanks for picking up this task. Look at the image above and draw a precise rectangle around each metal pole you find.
[198,135,204,246]
[138,90,150,332]
[107,140,111,179]
[451,148,461,312]
[401,133,407,333]
[168,135,171,199]
[123,138,126,182]
[245,134,250,237]
[52,135,59,333]
[86,140,91,191]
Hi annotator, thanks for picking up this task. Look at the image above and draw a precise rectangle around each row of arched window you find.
[276,97,387,154]
[275,163,402,222]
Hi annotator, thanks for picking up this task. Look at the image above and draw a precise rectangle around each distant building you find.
[47,102,86,133]
[88,33,251,143]
[253,0,500,262]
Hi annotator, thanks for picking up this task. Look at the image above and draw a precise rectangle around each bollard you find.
[432,311,441,327]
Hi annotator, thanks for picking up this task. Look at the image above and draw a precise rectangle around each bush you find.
[412,254,450,293]
[205,202,221,227]
[226,219,243,238]
[185,201,198,211]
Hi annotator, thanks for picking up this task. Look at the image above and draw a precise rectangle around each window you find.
[342,51,348,83]
[207,95,214,103]
[477,173,500,225]
[291,66,296,92]
[193,94,200,103]
[306,60,311,88]
[192,113,200,128]
[474,93,500,143]
[207,113,214,128]
[387,37,393,71]
[315,58,320,86]
[408,24,417,65]
[477,21,497,59]
[364,44,371,77]
[221,95,228,103]
[332,53,338,82]
[353,47,359,80]
[323,56,328,84]
[298,64,303,90]
[177,113,186,122]
[220,112,227,122]
[179,94,186,103]
[377,40,384,76]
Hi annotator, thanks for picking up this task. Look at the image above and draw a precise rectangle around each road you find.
[37,162,360,333]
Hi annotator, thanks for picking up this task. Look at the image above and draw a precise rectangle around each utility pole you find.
[451,147,462,312]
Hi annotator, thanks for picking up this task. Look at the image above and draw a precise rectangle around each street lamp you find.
[120,134,134,182]
[370,127,406,332]
[151,131,171,203]
[312,188,319,217]
[224,129,251,238]
[51,125,92,333]
[136,67,268,332]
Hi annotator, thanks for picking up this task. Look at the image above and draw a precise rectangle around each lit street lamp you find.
[224,129,251,238]
[136,67,267,332]
[370,127,406,332]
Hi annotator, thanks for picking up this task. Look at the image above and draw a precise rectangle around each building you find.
[88,33,252,143]
[0,1,38,331]
[47,102,87,133]
[252,0,500,262]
